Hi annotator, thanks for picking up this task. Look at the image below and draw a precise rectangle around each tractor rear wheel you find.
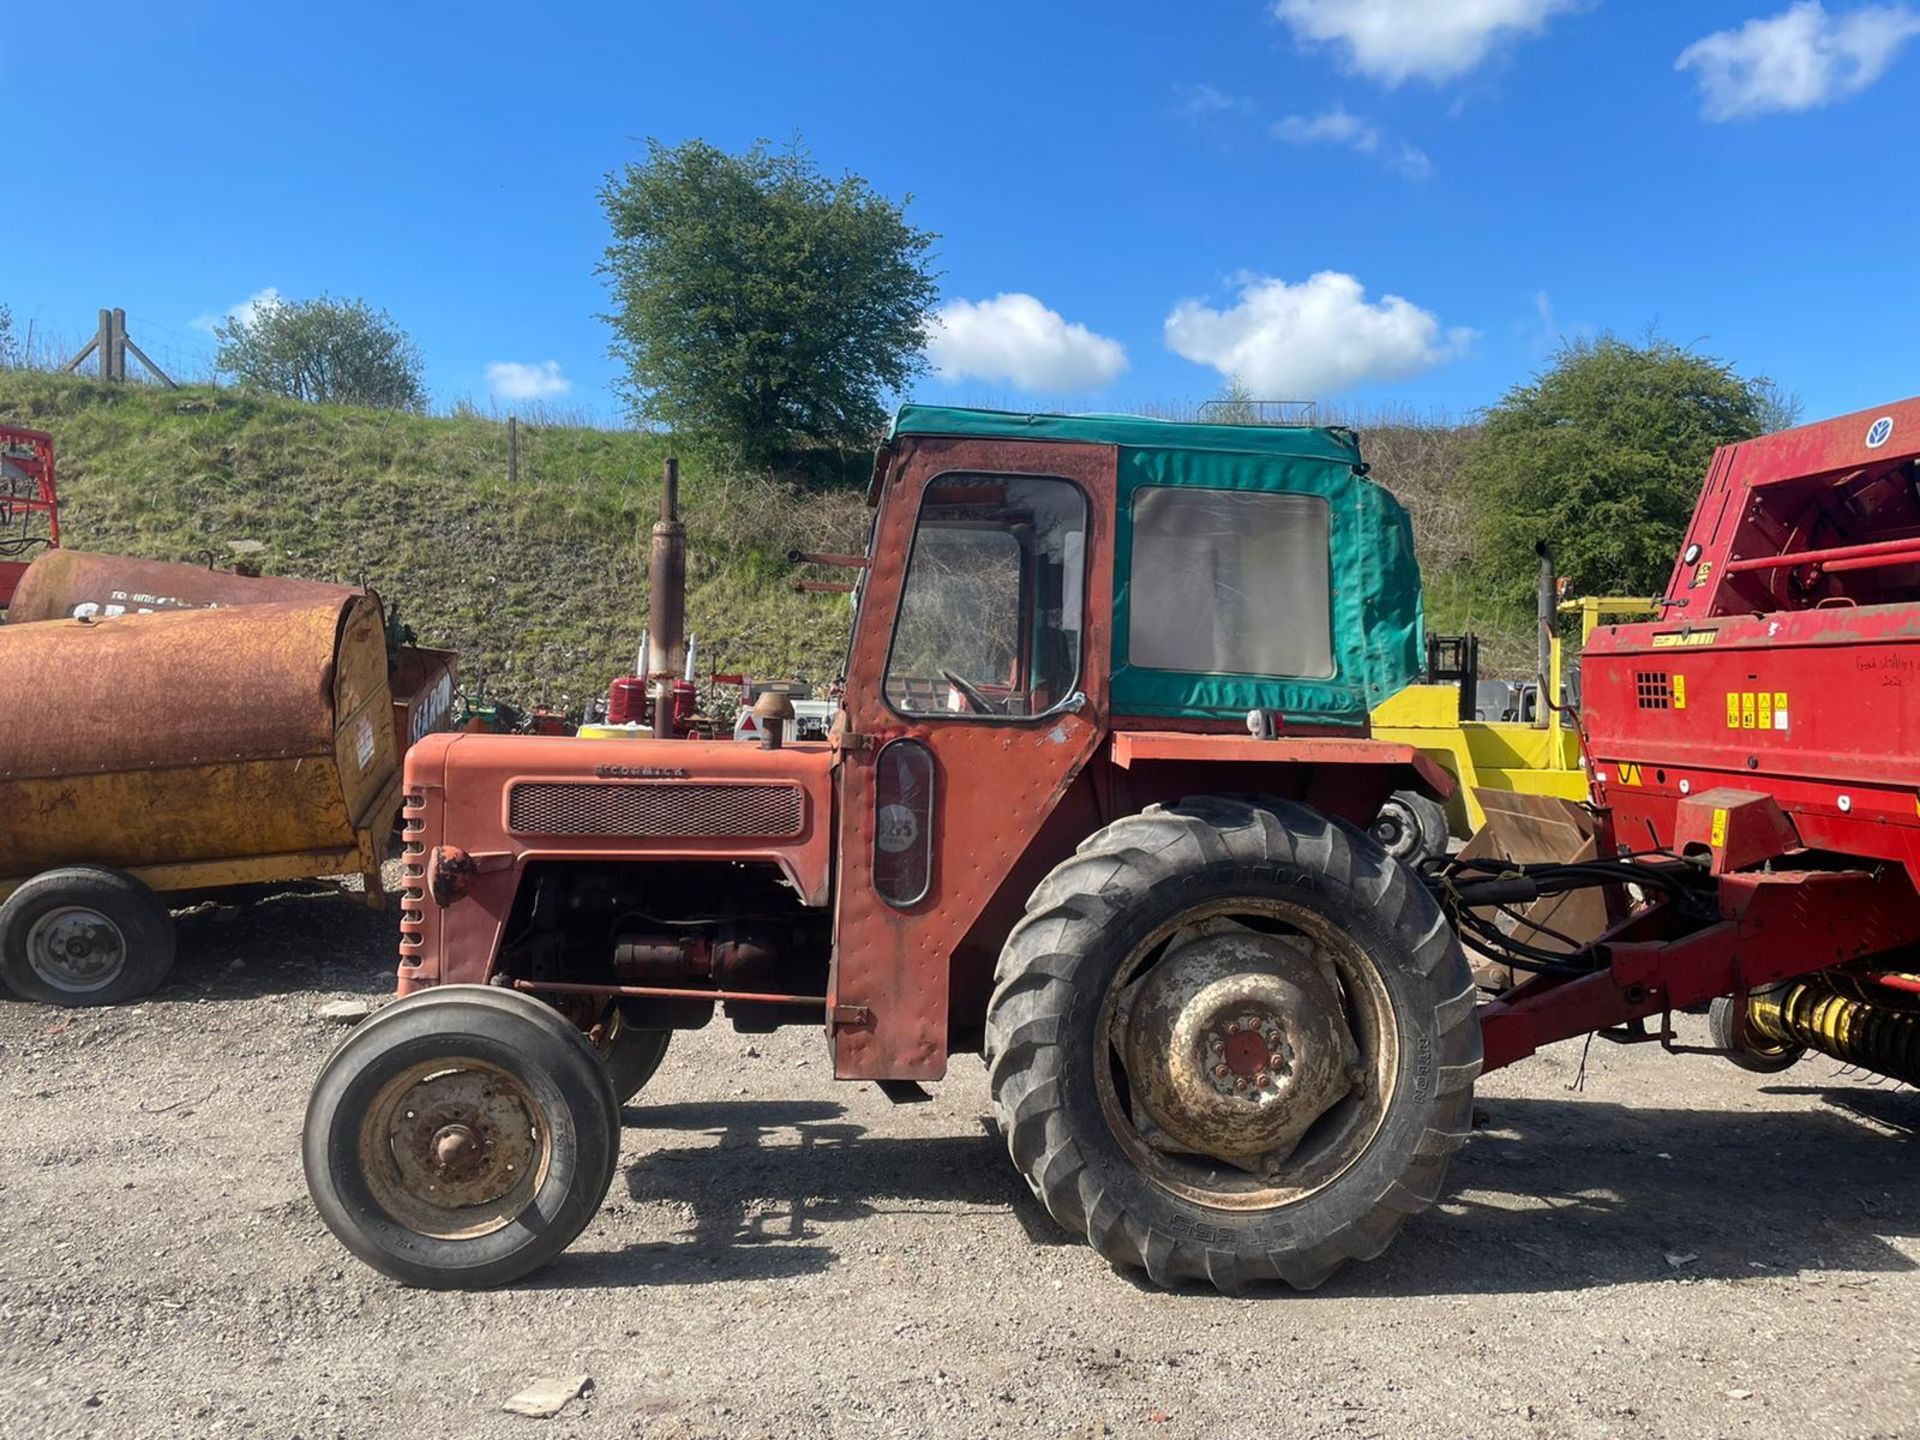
[304,985,621,1289]
[985,797,1480,1291]
[0,866,176,1007]
[1369,789,1450,868]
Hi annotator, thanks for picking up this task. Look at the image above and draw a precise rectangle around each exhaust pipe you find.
[647,458,687,739]
[1535,540,1556,730]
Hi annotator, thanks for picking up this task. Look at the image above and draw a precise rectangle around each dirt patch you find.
[2,883,1917,1438]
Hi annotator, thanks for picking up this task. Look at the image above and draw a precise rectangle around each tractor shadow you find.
[532,1099,1066,1289]
[533,1087,1919,1296]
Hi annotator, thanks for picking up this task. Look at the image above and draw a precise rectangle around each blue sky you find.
[5,0,1918,426]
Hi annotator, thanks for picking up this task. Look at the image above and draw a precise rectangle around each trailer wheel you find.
[600,1007,672,1103]
[0,866,176,1007]
[304,985,621,1289]
[985,797,1480,1292]
[1369,789,1450,867]
[1708,993,1804,1074]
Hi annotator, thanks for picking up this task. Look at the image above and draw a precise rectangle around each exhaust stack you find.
[647,458,687,739]
[1534,540,1556,730]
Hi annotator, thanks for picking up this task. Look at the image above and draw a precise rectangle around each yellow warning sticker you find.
[1618,762,1643,786]
[1710,808,1728,847]
[1672,674,1688,709]
[1757,691,1773,728]
[1741,692,1757,730]
[1654,630,1719,648]
[1726,692,1740,728]
[1774,692,1789,730]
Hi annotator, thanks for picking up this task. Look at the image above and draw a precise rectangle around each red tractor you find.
[304,399,1920,1293]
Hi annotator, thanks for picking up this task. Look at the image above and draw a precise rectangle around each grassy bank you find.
[0,373,866,706]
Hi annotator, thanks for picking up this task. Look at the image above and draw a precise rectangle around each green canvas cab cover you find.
[887,406,1422,726]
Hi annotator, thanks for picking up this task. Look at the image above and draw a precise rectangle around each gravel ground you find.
[2,880,1917,1440]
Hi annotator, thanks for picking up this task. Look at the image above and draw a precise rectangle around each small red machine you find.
[0,425,59,608]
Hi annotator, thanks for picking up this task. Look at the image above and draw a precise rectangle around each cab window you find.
[885,474,1087,718]
[1127,487,1334,679]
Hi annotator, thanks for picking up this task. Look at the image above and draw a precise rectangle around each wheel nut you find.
[1213,1064,1229,1079]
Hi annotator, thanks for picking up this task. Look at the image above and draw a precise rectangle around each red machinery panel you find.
[1585,396,1920,887]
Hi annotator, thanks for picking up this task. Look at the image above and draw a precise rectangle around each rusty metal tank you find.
[5,548,356,623]
[0,595,401,890]
[7,547,460,761]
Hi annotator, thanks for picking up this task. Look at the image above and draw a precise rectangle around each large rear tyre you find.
[0,866,176,1007]
[986,797,1480,1292]
[1369,789,1450,868]
[303,985,621,1289]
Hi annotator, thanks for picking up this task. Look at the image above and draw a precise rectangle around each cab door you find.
[830,436,1115,1080]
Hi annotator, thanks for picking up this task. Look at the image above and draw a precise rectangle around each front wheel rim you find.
[1095,897,1399,1212]
[25,906,129,993]
[359,1058,553,1239]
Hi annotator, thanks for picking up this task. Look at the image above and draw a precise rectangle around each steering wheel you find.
[940,668,1005,715]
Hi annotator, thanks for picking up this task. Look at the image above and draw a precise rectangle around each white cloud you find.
[1273,0,1579,84]
[192,286,282,334]
[486,360,572,401]
[1164,271,1473,395]
[1272,105,1432,179]
[925,293,1128,392]
[1677,2,1920,120]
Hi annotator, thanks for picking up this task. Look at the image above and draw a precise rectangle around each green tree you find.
[215,295,426,411]
[600,138,938,467]
[1464,336,1780,615]
[0,303,16,368]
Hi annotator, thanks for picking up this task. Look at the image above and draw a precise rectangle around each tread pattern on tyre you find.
[984,797,1481,1292]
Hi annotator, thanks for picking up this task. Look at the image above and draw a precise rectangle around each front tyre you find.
[985,798,1480,1292]
[303,985,621,1289]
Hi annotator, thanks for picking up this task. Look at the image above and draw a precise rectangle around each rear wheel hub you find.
[1121,928,1360,1173]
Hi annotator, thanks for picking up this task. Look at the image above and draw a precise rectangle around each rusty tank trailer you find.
[0,594,402,1005]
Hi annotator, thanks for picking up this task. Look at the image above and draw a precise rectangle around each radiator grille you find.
[1634,671,1672,710]
[508,781,805,839]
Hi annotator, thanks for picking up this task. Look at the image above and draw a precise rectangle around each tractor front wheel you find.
[985,797,1480,1291]
[303,985,621,1288]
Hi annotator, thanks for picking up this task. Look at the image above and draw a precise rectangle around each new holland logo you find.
[1866,415,1894,450]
